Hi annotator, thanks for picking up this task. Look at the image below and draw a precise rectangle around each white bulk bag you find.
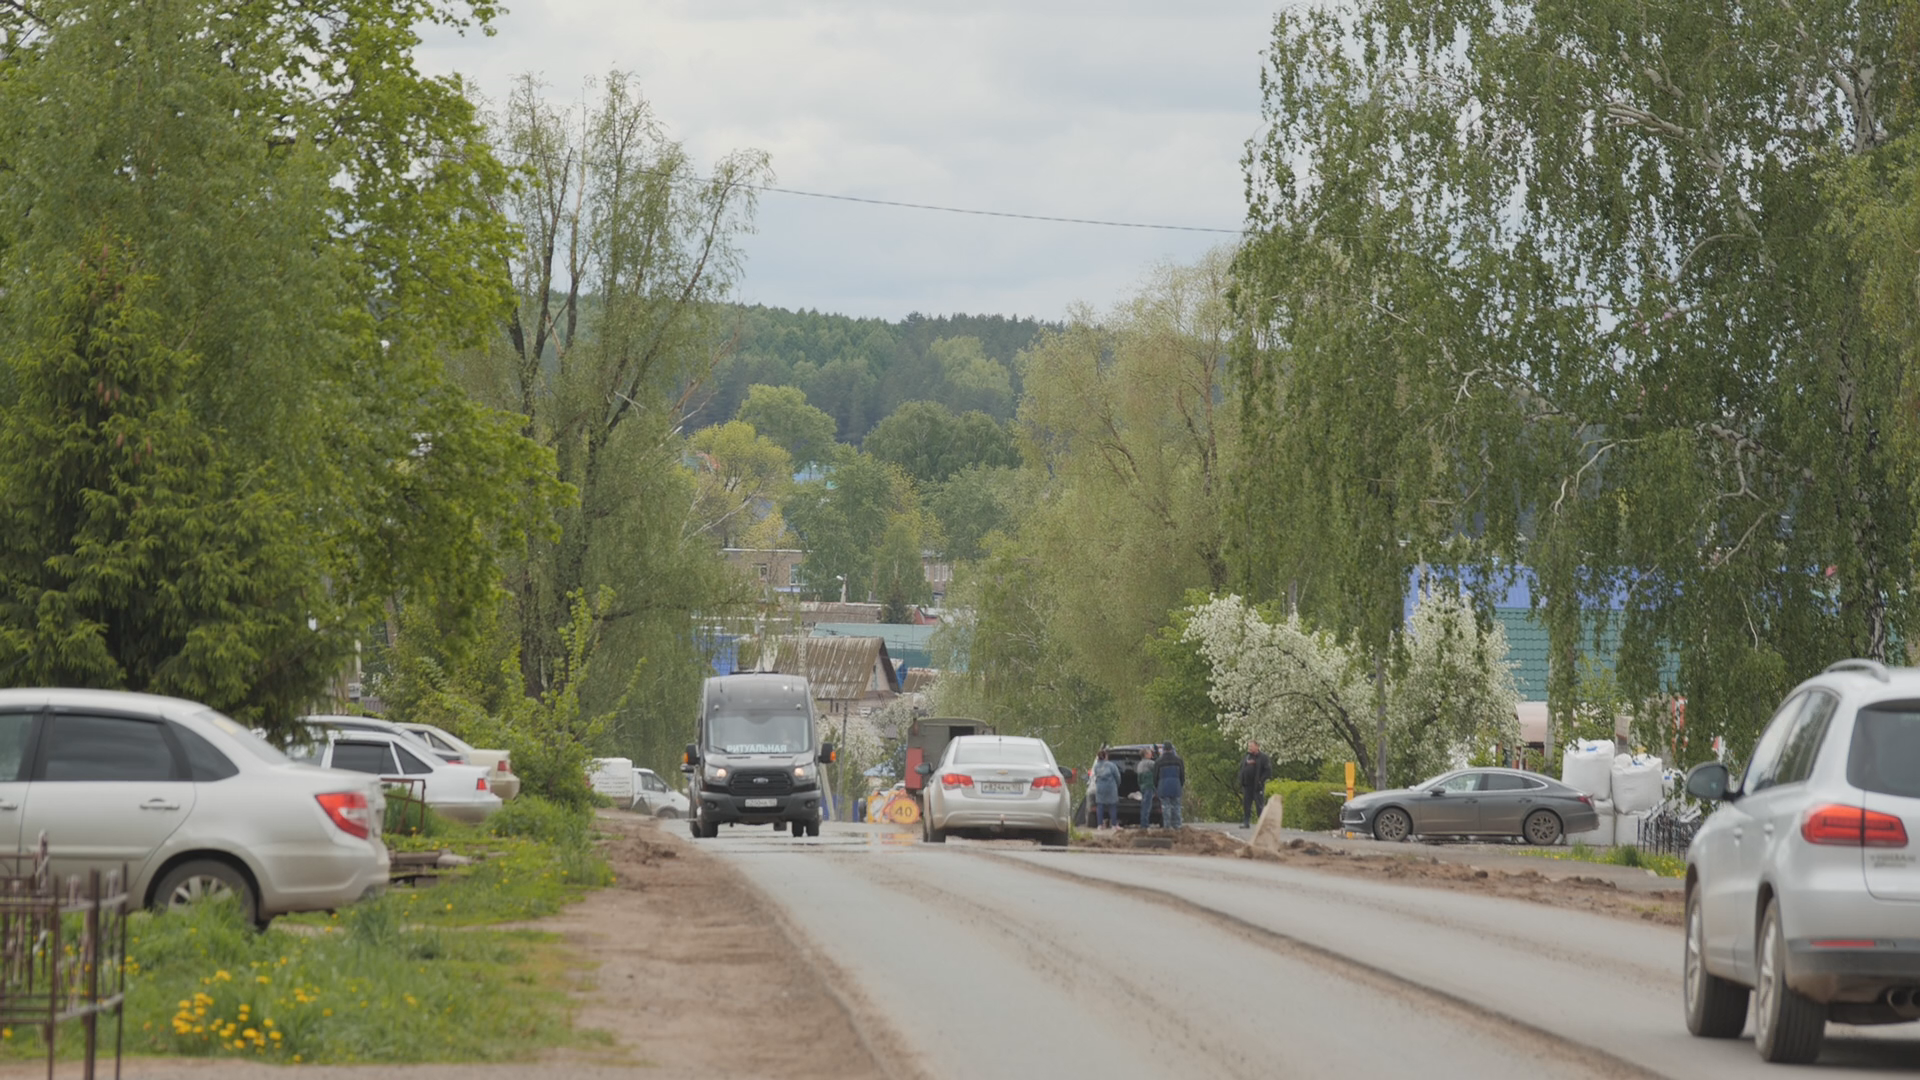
[1560,738,1615,799]
[1611,753,1665,814]
[1568,797,1615,847]
[1614,809,1648,847]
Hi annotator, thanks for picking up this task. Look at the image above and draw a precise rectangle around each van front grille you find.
[728,771,793,797]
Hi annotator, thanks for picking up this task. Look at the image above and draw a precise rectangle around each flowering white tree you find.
[1184,591,1520,786]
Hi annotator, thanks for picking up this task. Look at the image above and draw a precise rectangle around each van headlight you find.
[702,764,729,789]
[792,763,817,785]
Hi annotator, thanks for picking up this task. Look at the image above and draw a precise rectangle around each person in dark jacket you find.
[1238,740,1274,828]
[1155,742,1186,829]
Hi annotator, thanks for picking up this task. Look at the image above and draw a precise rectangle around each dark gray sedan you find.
[1338,767,1600,845]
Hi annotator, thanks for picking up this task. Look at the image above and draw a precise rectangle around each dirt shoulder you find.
[1072,825,1685,926]
[15,812,886,1080]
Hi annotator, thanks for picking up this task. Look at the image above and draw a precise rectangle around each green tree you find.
[1234,0,1920,765]
[861,401,1017,486]
[929,337,1014,419]
[0,0,554,733]
[735,384,837,469]
[926,465,1028,562]
[783,452,916,602]
[462,71,769,771]
[687,421,793,549]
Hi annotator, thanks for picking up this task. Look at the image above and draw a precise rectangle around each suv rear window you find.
[1849,703,1920,798]
[953,741,1051,765]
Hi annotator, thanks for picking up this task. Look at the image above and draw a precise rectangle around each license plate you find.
[980,782,1024,794]
[743,798,778,808]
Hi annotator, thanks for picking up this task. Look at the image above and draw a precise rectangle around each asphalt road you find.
[702,822,1920,1080]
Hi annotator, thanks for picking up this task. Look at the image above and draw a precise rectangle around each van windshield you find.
[708,712,811,755]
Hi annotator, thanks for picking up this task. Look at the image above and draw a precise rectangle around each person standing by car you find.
[1156,742,1186,829]
[1136,746,1158,828]
[1238,740,1273,828]
[1090,749,1122,829]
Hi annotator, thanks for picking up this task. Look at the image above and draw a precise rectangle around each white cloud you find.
[417,0,1282,319]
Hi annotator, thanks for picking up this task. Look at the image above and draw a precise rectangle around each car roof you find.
[950,734,1047,746]
[0,687,219,718]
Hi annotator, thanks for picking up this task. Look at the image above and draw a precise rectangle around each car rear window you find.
[1850,702,1920,799]
[953,741,1052,765]
[198,711,291,765]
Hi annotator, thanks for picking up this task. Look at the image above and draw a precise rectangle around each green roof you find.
[809,622,938,673]
[1493,608,1629,702]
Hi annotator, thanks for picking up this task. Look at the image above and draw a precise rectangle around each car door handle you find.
[1763,824,1775,839]
[1733,826,1744,842]
[140,798,181,811]
[0,800,16,811]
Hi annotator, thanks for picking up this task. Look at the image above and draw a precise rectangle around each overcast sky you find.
[417,1,1283,321]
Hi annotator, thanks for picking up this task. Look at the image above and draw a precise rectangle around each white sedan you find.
[394,721,520,800]
[918,735,1071,847]
[0,688,389,927]
[291,730,503,824]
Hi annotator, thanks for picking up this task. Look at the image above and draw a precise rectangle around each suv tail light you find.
[1801,804,1909,847]
[316,792,372,839]
[942,774,974,788]
[1031,775,1063,789]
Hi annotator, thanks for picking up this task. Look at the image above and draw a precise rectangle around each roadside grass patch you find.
[1516,842,1685,878]
[2,797,613,1065]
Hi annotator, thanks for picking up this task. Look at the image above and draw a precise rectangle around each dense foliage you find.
[1230,0,1920,765]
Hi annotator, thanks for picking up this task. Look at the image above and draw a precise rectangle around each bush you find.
[1265,778,1373,831]
[486,795,592,847]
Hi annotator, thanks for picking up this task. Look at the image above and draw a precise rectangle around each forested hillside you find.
[686,306,1056,441]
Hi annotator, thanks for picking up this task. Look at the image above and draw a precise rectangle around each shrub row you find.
[1264,779,1373,832]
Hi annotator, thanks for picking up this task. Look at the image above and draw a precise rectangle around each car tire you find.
[808,819,822,837]
[1372,807,1412,843]
[1041,829,1070,848]
[655,807,680,820]
[1522,809,1563,846]
[1755,899,1826,1063]
[924,812,946,843]
[154,859,259,926]
[1683,888,1748,1038]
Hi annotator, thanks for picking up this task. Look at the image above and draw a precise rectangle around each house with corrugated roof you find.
[760,634,901,720]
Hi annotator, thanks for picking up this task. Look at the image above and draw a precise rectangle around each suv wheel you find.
[1683,888,1748,1037]
[1755,899,1826,1063]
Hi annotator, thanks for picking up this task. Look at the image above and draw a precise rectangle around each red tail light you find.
[448,757,466,766]
[496,760,512,774]
[1801,804,1909,847]
[1577,794,1593,806]
[476,776,490,792]
[1031,775,1063,789]
[316,792,372,839]
[942,774,974,788]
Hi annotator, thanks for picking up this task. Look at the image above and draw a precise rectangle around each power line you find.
[482,142,1241,235]
[750,184,1243,234]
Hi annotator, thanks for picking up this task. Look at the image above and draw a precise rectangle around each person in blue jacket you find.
[1090,749,1122,829]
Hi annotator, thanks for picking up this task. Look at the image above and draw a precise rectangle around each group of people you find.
[1085,741,1275,831]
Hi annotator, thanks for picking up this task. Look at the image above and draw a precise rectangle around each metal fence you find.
[1635,804,1702,858]
[0,836,127,1080]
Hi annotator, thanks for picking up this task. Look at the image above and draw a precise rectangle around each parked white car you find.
[0,689,389,927]
[1683,658,1920,1063]
[394,721,520,800]
[632,767,689,819]
[290,728,503,825]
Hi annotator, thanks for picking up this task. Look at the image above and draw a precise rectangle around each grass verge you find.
[3,796,612,1065]
[1515,841,1686,878]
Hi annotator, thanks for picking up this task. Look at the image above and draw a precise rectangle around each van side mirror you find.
[683,743,700,767]
[914,763,932,777]
[1685,762,1733,802]
[818,742,835,764]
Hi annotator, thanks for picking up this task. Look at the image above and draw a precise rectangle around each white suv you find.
[0,689,390,926]
[1683,659,1920,1063]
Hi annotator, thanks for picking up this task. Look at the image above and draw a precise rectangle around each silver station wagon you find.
[0,689,389,926]
[1683,659,1920,1063]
